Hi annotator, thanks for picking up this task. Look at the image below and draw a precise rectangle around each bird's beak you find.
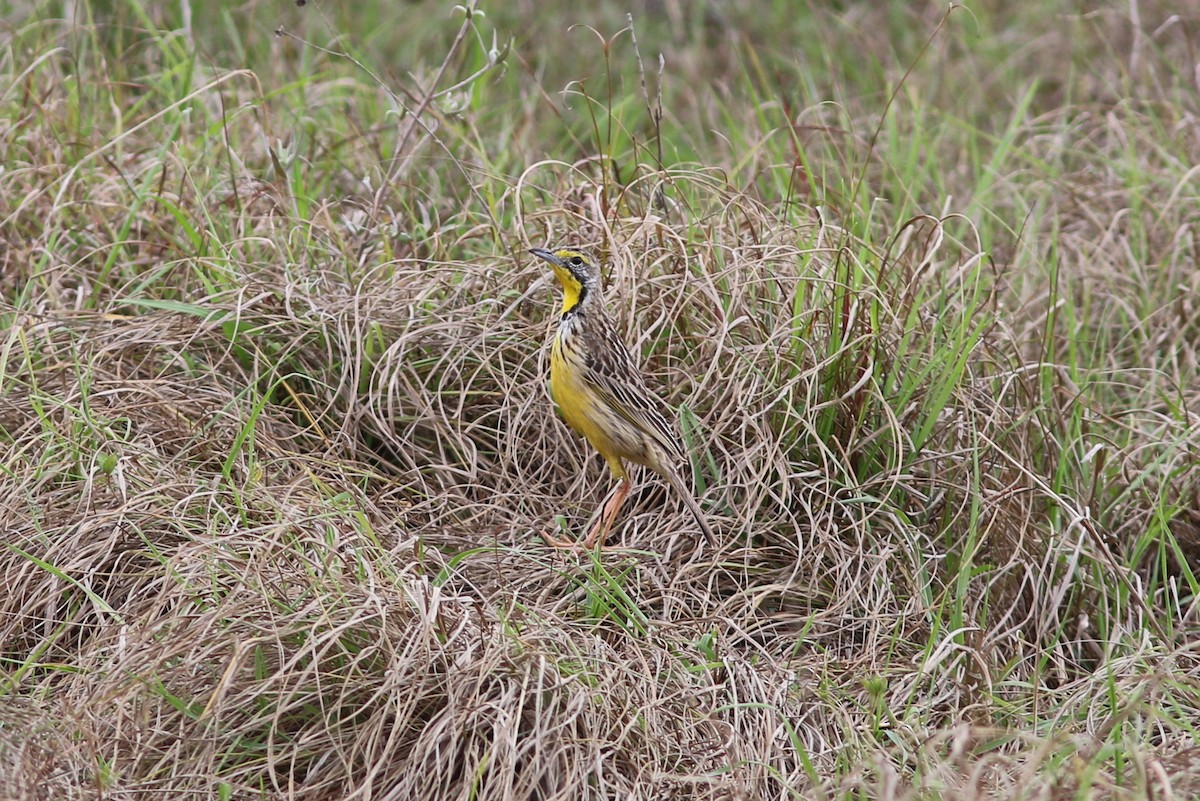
[529,248,562,267]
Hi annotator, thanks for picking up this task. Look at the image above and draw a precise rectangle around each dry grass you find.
[2,1,1200,799]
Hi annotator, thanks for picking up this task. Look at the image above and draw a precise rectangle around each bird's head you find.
[530,247,602,313]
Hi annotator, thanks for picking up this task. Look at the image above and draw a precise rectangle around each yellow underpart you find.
[551,332,629,480]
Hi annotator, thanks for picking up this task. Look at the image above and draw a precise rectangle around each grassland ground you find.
[2,1,1199,798]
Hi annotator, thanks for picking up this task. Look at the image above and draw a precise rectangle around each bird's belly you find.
[551,342,640,471]
[550,350,601,439]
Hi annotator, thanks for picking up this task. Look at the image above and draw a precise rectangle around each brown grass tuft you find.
[2,2,1199,798]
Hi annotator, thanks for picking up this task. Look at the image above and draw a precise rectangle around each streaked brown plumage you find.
[530,246,713,549]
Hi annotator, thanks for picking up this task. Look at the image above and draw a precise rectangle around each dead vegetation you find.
[1,1,1199,799]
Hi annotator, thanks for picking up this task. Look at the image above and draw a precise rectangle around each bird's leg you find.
[581,477,631,550]
[539,481,624,549]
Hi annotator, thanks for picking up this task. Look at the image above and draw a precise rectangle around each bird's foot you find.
[539,528,582,549]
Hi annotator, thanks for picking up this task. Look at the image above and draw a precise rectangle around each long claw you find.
[581,478,630,549]
[543,478,633,550]
[540,529,580,549]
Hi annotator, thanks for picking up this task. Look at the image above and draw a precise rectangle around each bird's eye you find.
[569,256,583,266]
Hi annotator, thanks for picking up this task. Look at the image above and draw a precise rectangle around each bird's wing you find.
[583,323,686,462]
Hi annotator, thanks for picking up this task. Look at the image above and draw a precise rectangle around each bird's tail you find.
[665,466,715,543]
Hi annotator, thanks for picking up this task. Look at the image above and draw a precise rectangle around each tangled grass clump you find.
[2,1,1200,798]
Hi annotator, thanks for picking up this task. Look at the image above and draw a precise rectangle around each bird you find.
[529,246,714,549]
